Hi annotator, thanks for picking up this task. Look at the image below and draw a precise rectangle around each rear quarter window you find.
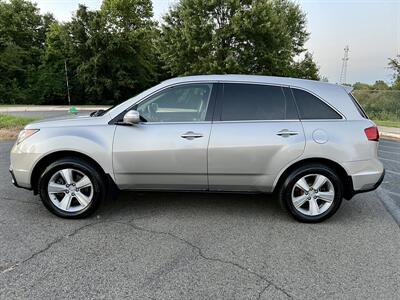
[291,88,342,120]
[349,93,369,119]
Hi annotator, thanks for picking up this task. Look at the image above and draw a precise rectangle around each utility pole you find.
[64,59,71,106]
[339,45,349,84]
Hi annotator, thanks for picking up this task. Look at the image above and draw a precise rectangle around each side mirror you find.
[123,110,140,124]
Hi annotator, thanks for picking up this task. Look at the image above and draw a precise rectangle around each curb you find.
[0,106,110,112]
[380,132,400,141]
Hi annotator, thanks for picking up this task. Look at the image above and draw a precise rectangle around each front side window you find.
[137,84,213,122]
[220,83,296,121]
[292,89,342,119]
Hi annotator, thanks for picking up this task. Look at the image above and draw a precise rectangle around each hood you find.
[25,113,110,129]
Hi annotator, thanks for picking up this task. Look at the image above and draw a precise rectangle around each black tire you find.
[38,157,106,218]
[278,164,343,223]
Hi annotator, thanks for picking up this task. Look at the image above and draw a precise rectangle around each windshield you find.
[97,83,167,117]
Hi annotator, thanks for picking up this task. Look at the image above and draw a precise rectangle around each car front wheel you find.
[38,157,105,218]
[279,164,343,223]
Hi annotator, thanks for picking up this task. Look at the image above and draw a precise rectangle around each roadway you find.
[0,112,399,299]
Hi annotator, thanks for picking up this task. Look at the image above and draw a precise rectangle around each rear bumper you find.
[354,168,385,192]
[343,158,384,189]
[346,169,385,200]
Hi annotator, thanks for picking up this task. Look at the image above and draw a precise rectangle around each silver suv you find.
[9,75,384,222]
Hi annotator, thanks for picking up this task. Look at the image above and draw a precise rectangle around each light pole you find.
[64,59,71,106]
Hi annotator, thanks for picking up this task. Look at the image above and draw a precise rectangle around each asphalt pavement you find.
[0,137,399,299]
[376,138,400,224]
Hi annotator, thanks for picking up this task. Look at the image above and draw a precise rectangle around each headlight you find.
[17,129,40,144]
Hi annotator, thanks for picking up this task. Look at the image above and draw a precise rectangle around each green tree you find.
[34,23,70,104]
[389,55,400,89]
[0,0,55,103]
[372,80,389,90]
[353,82,371,90]
[98,0,159,101]
[43,1,159,104]
[160,0,319,79]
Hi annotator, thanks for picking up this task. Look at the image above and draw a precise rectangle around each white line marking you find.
[378,150,400,155]
[386,170,400,176]
[379,158,400,164]
[379,145,400,151]
[380,140,400,146]
[376,189,400,226]
[380,189,400,198]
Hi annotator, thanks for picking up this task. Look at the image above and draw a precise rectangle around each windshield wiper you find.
[90,110,105,117]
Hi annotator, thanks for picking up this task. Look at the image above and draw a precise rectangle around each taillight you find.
[364,126,379,141]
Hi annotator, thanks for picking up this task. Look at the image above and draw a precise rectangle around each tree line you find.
[0,0,398,105]
[0,0,320,105]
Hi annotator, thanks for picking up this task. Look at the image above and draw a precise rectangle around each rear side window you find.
[292,88,342,120]
[349,93,368,118]
[220,83,298,121]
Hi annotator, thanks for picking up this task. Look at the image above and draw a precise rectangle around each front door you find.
[113,83,216,190]
[208,83,305,192]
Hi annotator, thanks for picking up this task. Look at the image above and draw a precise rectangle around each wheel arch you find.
[31,150,110,195]
[272,157,354,200]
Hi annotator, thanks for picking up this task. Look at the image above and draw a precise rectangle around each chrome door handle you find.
[276,129,299,137]
[181,131,203,140]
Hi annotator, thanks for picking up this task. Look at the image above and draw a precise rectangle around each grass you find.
[0,114,38,140]
[0,114,37,129]
[373,120,400,128]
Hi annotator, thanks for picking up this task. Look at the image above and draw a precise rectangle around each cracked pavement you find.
[1,140,399,299]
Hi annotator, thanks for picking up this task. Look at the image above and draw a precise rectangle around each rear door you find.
[208,83,305,192]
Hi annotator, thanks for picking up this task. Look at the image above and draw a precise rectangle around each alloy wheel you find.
[47,168,93,213]
[291,174,335,216]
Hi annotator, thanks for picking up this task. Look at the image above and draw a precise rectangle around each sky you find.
[32,0,400,84]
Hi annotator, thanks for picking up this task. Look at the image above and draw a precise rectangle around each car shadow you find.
[95,190,291,222]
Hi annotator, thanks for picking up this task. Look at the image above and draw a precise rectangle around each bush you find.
[353,90,400,122]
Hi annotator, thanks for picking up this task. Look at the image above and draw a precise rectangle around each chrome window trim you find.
[213,119,300,124]
[134,81,217,108]
[136,121,212,125]
[300,119,346,122]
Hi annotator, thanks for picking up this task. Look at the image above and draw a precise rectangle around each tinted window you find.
[220,84,297,121]
[292,89,342,119]
[137,84,212,122]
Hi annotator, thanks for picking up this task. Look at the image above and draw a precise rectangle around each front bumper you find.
[10,139,41,190]
[9,167,17,186]
[9,167,32,190]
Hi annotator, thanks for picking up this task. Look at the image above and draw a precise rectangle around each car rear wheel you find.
[279,164,343,223]
[39,158,105,218]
